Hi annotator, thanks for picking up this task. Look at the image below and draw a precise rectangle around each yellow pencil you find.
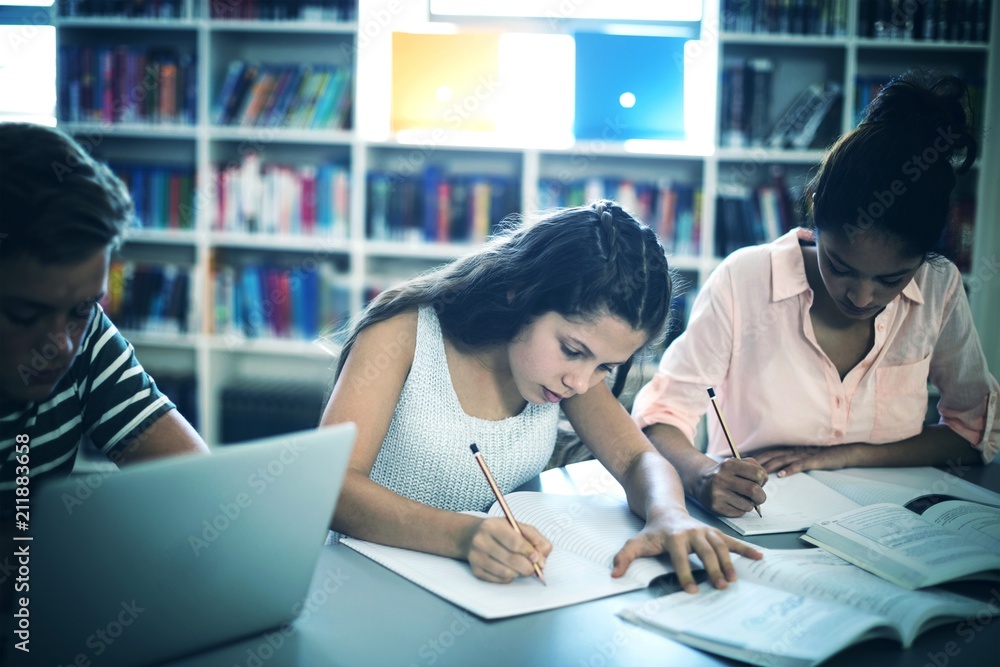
[707,388,762,518]
[470,443,547,585]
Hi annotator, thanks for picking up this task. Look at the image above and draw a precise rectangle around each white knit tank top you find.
[368,306,559,513]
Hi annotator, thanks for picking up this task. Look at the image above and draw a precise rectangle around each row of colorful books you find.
[714,173,805,257]
[58,45,197,125]
[857,0,991,42]
[366,170,521,244]
[210,0,357,21]
[212,62,352,129]
[111,163,196,230]
[537,178,702,258]
[212,263,350,341]
[61,0,184,18]
[210,155,350,237]
[104,261,192,333]
[721,0,849,35]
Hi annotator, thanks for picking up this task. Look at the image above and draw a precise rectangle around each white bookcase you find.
[52,0,999,445]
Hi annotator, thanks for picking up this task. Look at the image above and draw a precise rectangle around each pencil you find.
[707,388,763,518]
[469,443,547,585]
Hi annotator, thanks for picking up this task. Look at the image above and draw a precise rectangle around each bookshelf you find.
[51,0,999,446]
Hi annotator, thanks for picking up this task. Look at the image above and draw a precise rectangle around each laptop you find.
[24,423,356,667]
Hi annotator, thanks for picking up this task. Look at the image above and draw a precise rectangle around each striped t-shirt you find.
[0,305,175,503]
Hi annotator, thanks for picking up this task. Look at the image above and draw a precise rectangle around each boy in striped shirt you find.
[0,123,209,658]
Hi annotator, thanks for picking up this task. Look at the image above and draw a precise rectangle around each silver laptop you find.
[25,423,356,667]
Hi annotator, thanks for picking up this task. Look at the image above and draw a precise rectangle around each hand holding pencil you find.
[707,388,763,518]
[470,443,548,585]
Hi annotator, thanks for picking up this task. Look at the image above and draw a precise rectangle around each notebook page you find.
[493,492,675,585]
[340,536,646,619]
[809,467,1000,507]
[717,472,861,535]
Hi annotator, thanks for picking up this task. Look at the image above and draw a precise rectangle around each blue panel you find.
[574,32,687,141]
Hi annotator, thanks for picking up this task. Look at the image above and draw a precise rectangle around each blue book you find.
[129,165,147,228]
[212,61,246,125]
[421,165,442,242]
[267,65,305,128]
[240,267,263,338]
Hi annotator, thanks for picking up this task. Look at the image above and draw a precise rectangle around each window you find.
[0,2,56,125]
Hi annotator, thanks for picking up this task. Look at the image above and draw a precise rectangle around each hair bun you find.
[862,71,978,173]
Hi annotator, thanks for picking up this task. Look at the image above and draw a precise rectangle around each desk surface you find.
[164,463,1000,667]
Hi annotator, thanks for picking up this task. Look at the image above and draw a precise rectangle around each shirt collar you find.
[770,228,814,302]
[768,227,925,305]
[900,268,925,305]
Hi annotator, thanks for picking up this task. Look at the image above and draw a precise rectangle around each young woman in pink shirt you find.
[633,72,998,517]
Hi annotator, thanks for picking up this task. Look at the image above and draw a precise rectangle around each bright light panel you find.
[0,23,56,124]
[430,0,702,22]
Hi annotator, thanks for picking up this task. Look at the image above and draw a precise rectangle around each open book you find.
[801,500,1000,589]
[719,465,1000,535]
[620,548,989,667]
[340,492,682,619]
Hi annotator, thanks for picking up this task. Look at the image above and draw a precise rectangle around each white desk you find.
[161,461,1000,667]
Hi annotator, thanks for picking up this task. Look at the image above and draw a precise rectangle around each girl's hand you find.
[463,517,552,584]
[694,457,768,517]
[753,444,858,477]
[610,510,762,593]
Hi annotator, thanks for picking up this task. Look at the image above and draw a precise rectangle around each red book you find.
[300,167,317,235]
[168,173,181,229]
[436,181,451,243]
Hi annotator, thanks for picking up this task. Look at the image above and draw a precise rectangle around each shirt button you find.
[835,397,842,407]
[833,430,843,438]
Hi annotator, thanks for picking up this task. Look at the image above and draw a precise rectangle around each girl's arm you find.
[320,312,550,583]
[563,382,762,594]
[753,425,983,476]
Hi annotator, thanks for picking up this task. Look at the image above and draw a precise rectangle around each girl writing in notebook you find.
[320,200,761,589]
[633,71,998,517]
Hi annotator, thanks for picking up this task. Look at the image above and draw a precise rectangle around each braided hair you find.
[333,199,673,397]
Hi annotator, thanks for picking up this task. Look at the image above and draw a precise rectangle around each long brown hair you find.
[333,200,673,397]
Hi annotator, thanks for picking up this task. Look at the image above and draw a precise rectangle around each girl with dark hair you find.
[634,72,998,518]
[321,200,761,588]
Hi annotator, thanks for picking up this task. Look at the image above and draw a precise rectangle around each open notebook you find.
[340,492,686,619]
[718,465,1000,535]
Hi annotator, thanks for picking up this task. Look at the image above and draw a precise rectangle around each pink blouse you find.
[633,228,998,463]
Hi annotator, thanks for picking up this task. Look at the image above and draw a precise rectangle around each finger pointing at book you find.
[610,509,762,594]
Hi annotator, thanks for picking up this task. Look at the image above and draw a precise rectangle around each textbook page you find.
[808,467,1000,508]
[341,493,677,619]
[716,472,861,535]
[734,549,986,646]
[801,503,1000,589]
[920,500,1000,551]
[619,580,891,667]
